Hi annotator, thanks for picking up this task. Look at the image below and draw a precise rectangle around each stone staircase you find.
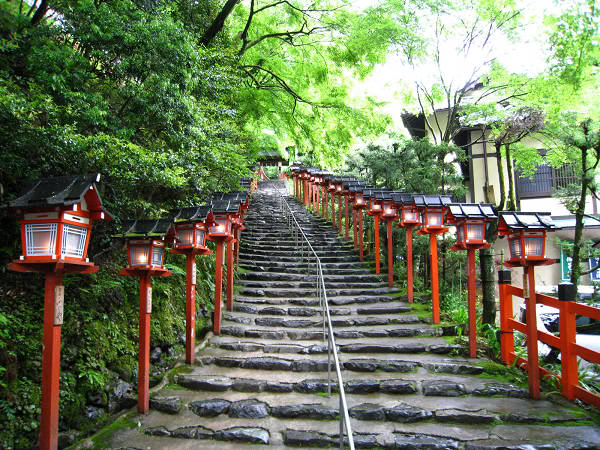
[102,181,600,449]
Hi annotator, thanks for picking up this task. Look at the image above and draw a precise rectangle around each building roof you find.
[8,173,111,218]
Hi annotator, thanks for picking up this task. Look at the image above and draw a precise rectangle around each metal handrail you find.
[275,182,355,450]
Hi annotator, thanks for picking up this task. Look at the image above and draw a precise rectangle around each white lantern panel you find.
[152,247,164,266]
[26,223,58,256]
[509,238,522,258]
[457,226,464,243]
[177,229,194,246]
[61,224,88,258]
[524,237,544,257]
[427,212,443,226]
[466,223,484,241]
[130,246,150,266]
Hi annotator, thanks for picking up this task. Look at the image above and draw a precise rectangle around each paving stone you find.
[263,343,305,353]
[380,379,418,394]
[214,357,241,368]
[378,360,418,372]
[220,326,246,337]
[170,425,214,440]
[228,399,270,418]
[385,403,433,423]
[282,429,332,447]
[464,441,555,450]
[283,319,319,328]
[349,402,387,421]
[435,408,497,424]
[232,378,266,392]
[390,432,459,449]
[259,306,287,315]
[214,426,270,445]
[241,356,294,370]
[472,383,528,399]
[218,342,263,352]
[177,375,232,392]
[344,379,380,393]
[292,359,330,372]
[287,330,323,340]
[353,317,390,326]
[149,396,181,414]
[271,403,339,420]
[265,380,294,392]
[388,328,420,337]
[423,362,484,375]
[361,329,390,337]
[144,426,170,436]
[245,329,286,339]
[288,307,318,316]
[350,433,380,448]
[189,399,231,417]
[302,344,330,354]
[428,344,462,354]
[222,314,252,324]
[422,380,467,397]
[255,317,286,327]
[357,306,411,315]
[331,318,356,327]
[234,304,258,314]
[295,378,337,393]
[334,330,361,338]
[344,359,379,372]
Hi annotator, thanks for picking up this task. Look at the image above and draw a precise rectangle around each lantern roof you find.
[120,219,175,238]
[362,188,388,199]
[413,194,453,209]
[447,203,497,221]
[211,199,239,215]
[213,191,248,204]
[342,180,365,190]
[391,192,419,205]
[169,205,214,224]
[8,173,112,219]
[498,211,556,234]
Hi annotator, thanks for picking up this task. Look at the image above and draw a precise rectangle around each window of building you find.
[517,163,577,199]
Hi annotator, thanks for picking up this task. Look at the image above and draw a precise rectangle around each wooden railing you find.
[498,270,600,407]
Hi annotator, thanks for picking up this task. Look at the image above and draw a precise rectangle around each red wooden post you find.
[214,241,224,334]
[324,191,328,220]
[387,219,394,287]
[467,247,477,358]
[185,254,196,364]
[138,273,151,414]
[338,195,343,235]
[525,266,540,400]
[430,233,440,324]
[317,185,321,214]
[406,226,414,303]
[558,283,577,400]
[39,271,63,450]
[332,194,336,228]
[235,227,241,269]
[359,209,364,261]
[374,215,380,274]
[498,270,513,364]
[345,197,349,240]
[353,208,358,248]
[226,239,234,311]
[304,179,308,207]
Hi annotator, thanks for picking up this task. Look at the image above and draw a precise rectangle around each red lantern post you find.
[352,187,368,259]
[447,203,498,358]
[365,190,384,274]
[207,200,237,334]
[498,211,556,399]
[415,195,452,324]
[117,219,174,414]
[8,174,112,450]
[169,206,214,364]
[392,193,422,303]
[328,178,337,228]
[381,193,399,287]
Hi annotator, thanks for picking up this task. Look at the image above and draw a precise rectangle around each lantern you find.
[497,212,556,267]
[8,174,112,450]
[447,203,497,358]
[117,219,173,415]
[391,193,421,302]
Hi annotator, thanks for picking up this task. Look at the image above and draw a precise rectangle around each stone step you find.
[237,280,391,290]
[219,324,441,341]
[240,240,355,250]
[237,286,400,298]
[234,294,404,306]
[238,247,355,258]
[238,253,357,263]
[222,313,423,329]
[240,264,375,275]
[238,271,386,283]
[232,303,413,317]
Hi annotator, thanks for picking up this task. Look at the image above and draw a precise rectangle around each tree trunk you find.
[201,0,241,45]
[29,0,48,27]
[495,141,506,210]
[570,145,588,290]
[505,144,517,211]
[480,220,499,325]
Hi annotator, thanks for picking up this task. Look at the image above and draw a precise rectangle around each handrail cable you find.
[275,182,355,450]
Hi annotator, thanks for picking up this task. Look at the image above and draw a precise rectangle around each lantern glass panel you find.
[457,226,465,243]
[177,228,194,247]
[211,218,229,234]
[130,246,150,266]
[197,230,205,247]
[25,223,57,256]
[466,223,484,241]
[427,211,443,226]
[152,247,164,266]
[402,209,418,222]
[509,237,522,259]
[525,236,544,257]
[61,224,88,258]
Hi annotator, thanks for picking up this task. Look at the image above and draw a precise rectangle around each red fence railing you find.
[498,270,600,407]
